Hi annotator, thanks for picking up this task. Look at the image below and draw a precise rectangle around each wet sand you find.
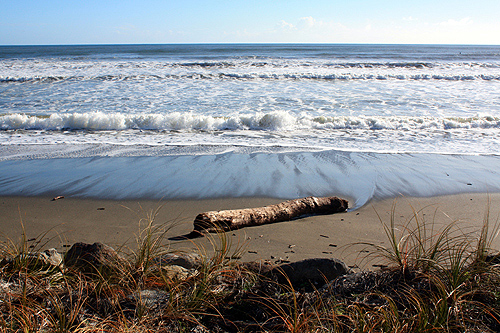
[1,193,500,269]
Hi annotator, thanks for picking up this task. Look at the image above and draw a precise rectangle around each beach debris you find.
[97,207,105,210]
[51,196,64,201]
[248,250,258,254]
[329,244,338,247]
[288,244,296,248]
[225,255,242,260]
[320,234,329,238]
[192,196,348,235]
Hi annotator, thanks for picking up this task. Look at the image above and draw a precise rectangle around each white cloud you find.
[279,20,295,31]
[236,15,499,44]
[403,16,418,22]
[439,17,473,27]
[298,16,317,29]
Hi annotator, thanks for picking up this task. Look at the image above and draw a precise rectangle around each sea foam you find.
[2,112,500,131]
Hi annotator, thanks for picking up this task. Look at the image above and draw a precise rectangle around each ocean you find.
[1,44,500,208]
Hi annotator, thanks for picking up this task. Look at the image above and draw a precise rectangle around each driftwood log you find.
[193,196,348,234]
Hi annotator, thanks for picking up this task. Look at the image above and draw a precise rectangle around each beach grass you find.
[1,202,500,332]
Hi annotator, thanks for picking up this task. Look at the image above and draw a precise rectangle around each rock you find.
[271,258,351,289]
[64,242,124,274]
[486,252,500,264]
[5,248,63,271]
[153,253,201,269]
[39,248,63,267]
[162,265,197,280]
[240,260,275,275]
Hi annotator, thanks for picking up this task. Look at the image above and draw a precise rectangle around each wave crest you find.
[2,112,500,132]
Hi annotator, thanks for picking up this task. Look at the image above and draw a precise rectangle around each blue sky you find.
[1,0,500,45]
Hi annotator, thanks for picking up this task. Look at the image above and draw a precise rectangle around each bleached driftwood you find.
[192,196,348,234]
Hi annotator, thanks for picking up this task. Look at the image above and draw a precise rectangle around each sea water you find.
[1,44,500,207]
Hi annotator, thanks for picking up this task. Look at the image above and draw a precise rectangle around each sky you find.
[1,0,500,45]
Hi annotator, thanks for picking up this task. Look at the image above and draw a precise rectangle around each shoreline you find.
[2,193,500,269]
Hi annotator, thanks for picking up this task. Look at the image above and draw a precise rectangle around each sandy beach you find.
[2,193,500,269]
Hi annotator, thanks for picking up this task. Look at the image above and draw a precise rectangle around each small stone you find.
[154,253,201,269]
[39,248,63,267]
[162,265,197,280]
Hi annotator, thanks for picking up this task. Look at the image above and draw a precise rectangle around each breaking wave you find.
[2,73,500,83]
[2,112,500,132]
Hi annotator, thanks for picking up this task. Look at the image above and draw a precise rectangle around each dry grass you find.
[1,202,500,332]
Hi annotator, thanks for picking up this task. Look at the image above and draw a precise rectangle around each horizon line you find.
[1,42,500,47]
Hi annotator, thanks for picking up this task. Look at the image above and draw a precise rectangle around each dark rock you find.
[64,242,124,274]
[271,258,351,289]
[486,252,500,265]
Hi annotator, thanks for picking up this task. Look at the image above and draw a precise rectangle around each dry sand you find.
[1,193,500,269]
